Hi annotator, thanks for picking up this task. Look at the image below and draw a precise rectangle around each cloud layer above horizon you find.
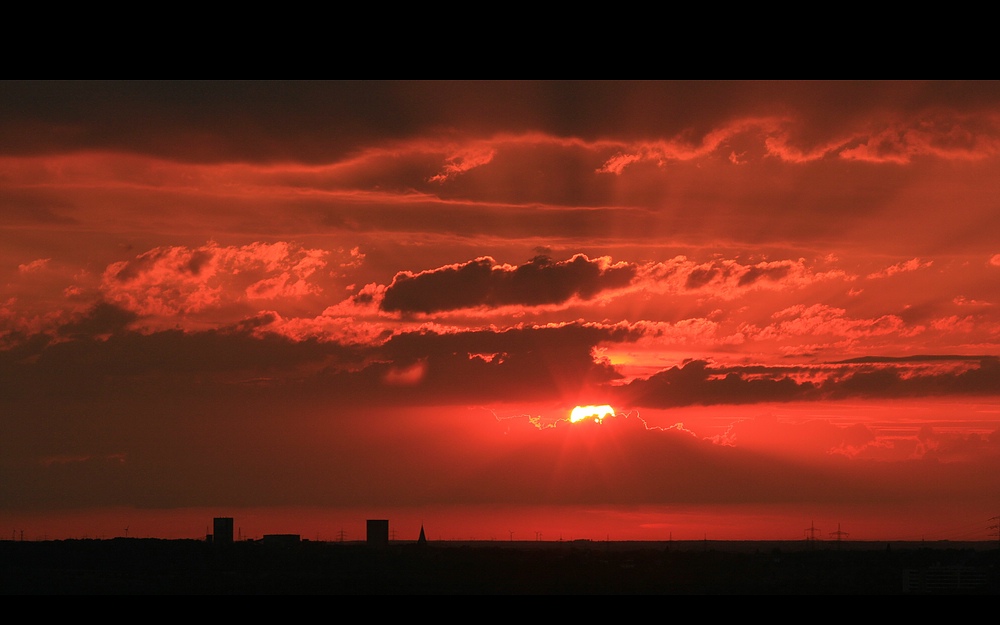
[2,81,999,529]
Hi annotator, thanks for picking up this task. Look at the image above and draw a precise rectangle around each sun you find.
[569,404,615,424]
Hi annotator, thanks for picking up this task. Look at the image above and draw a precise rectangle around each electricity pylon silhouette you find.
[988,516,1000,549]
[829,522,848,547]
[804,521,821,542]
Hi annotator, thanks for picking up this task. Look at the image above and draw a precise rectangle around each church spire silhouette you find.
[417,524,427,544]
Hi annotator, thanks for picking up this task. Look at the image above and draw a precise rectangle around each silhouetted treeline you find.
[1,538,997,594]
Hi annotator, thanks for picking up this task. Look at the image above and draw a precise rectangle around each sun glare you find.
[570,405,615,423]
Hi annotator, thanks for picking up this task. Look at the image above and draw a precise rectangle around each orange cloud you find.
[17,258,51,273]
[594,112,1000,174]
[636,256,851,301]
[428,145,497,183]
[758,304,909,341]
[838,114,1000,163]
[100,241,330,319]
[866,257,933,279]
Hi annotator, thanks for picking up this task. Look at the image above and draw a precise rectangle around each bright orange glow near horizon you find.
[2,81,999,542]
[570,405,615,423]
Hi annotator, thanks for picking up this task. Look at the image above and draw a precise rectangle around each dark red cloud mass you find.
[381,254,636,313]
[2,81,999,541]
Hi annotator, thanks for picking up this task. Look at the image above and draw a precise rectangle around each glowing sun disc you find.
[570,405,615,423]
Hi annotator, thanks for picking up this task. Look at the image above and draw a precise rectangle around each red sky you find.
[2,81,999,542]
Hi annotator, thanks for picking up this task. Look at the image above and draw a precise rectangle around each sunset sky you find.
[2,81,999,542]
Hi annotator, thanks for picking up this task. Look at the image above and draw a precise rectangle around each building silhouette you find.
[213,517,234,544]
[367,519,389,546]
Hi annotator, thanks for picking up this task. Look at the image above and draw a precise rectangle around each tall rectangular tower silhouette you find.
[366,519,389,546]
[213,517,234,544]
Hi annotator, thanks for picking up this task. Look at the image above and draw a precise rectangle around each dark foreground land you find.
[2,538,998,594]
